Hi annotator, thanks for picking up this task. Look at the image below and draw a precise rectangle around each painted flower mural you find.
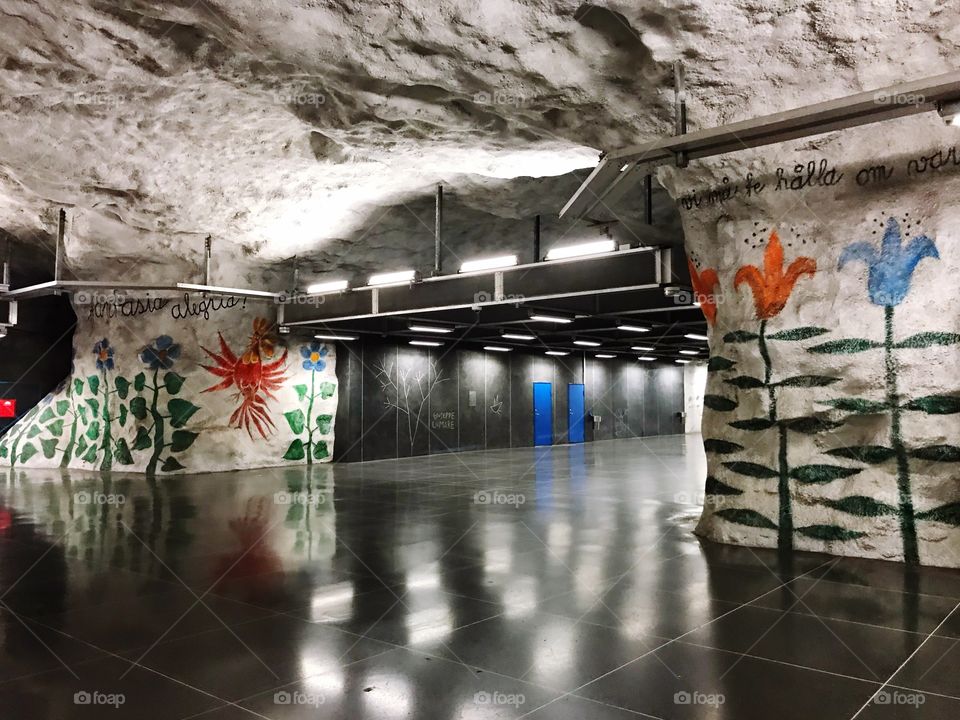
[300,342,328,372]
[93,339,114,371]
[201,318,289,439]
[734,231,816,319]
[140,335,182,370]
[688,257,720,325]
[283,342,336,463]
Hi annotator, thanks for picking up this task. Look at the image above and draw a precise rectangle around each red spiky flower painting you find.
[201,318,289,439]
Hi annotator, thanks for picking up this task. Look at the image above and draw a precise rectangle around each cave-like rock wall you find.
[0,293,337,474]
[660,114,960,568]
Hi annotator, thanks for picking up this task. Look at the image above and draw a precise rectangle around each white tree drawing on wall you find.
[374,356,448,451]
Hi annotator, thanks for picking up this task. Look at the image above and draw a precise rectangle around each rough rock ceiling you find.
[1,0,958,286]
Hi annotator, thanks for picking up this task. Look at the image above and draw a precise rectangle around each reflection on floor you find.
[0,434,958,718]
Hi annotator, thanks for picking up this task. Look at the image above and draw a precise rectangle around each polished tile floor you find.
[0,435,958,719]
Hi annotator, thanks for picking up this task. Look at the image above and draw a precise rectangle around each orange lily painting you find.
[734,230,816,319]
[687,257,719,325]
[201,318,289,439]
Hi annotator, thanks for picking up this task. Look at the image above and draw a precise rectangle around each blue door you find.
[568,384,585,443]
[533,382,553,446]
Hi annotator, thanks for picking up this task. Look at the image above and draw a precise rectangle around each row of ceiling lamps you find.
[406,340,700,364]
[303,240,619,295]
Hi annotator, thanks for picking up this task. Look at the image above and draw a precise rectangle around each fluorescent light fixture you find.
[502,332,535,341]
[685,333,709,341]
[595,354,615,359]
[679,350,699,356]
[573,339,601,347]
[529,313,572,324]
[176,283,280,299]
[305,280,349,294]
[408,323,454,334]
[619,163,631,172]
[675,359,691,364]
[409,340,442,347]
[368,269,416,286]
[484,345,511,352]
[631,345,654,352]
[638,355,656,361]
[938,99,960,126]
[545,239,616,261]
[545,350,569,356]
[314,334,357,341]
[618,323,650,333]
[459,255,518,273]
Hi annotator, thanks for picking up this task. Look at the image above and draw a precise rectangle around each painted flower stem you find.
[758,320,792,552]
[885,306,919,564]
[146,370,164,477]
[61,392,79,468]
[100,369,112,472]
[305,370,316,465]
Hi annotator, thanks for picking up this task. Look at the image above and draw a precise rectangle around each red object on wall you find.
[0,399,15,418]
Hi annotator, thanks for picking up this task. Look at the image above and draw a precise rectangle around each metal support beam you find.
[283,247,663,325]
[561,71,960,220]
[673,61,688,168]
[203,235,213,285]
[434,184,443,275]
[533,214,541,261]
[54,208,66,282]
[644,175,653,225]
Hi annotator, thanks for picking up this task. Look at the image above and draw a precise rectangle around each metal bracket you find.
[203,235,213,285]
[673,61,688,168]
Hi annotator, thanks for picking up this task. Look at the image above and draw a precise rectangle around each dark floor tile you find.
[887,635,960,697]
[857,687,958,719]
[0,611,109,683]
[816,558,960,599]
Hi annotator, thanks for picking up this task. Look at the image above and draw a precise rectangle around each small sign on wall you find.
[0,399,15,418]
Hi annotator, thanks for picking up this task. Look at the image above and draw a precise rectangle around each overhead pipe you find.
[434,183,443,276]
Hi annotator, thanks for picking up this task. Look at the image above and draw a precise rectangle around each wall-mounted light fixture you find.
[684,333,709,341]
[484,345,511,352]
[573,339,601,347]
[938,99,960,126]
[631,345,654,352]
[529,313,573,324]
[545,239,615,261]
[408,323,454,334]
[314,333,357,341]
[306,280,349,294]
[618,323,650,333]
[176,283,282,299]
[459,255,518,273]
[410,340,442,347]
[502,332,535,341]
[595,354,615,359]
[637,355,656,361]
[675,359,691,364]
[368,270,418,286]
[545,350,569,356]
[679,349,699,356]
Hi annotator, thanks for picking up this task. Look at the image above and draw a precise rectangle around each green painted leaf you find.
[316,414,333,434]
[767,327,830,341]
[705,476,742,496]
[161,456,186,472]
[796,525,866,541]
[704,439,745,454]
[724,375,766,389]
[823,496,896,517]
[85,422,100,441]
[723,330,759,343]
[728,417,776,431]
[818,398,889,414]
[76,435,88,454]
[917,503,960,526]
[114,438,134,465]
[168,399,200,428]
[170,430,199,453]
[73,379,84,396]
[56,400,69,415]
[284,409,305,435]
[789,465,862,484]
[319,382,336,399]
[903,396,960,415]
[313,440,329,460]
[703,395,738,412]
[38,407,56,424]
[294,384,309,402]
[18,442,37,463]
[40,438,59,459]
[87,375,100,395]
[76,405,88,423]
[26,425,42,438]
[164,372,185,395]
[909,445,960,463]
[808,339,884,354]
[826,445,896,464]
[46,419,64,437]
[0,443,8,459]
[723,461,779,479]
[775,375,841,388]
[781,416,845,434]
[115,377,130,400]
[130,396,147,421]
[715,508,777,529]
[134,372,146,391]
[707,356,736,373]
[132,426,152,451]
[895,332,960,349]
[81,445,98,463]
[85,398,100,415]
[283,439,306,461]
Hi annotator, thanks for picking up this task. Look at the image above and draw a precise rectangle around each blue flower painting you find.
[140,335,181,370]
[93,339,114,371]
[839,218,939,306]
[300,342,329,372]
